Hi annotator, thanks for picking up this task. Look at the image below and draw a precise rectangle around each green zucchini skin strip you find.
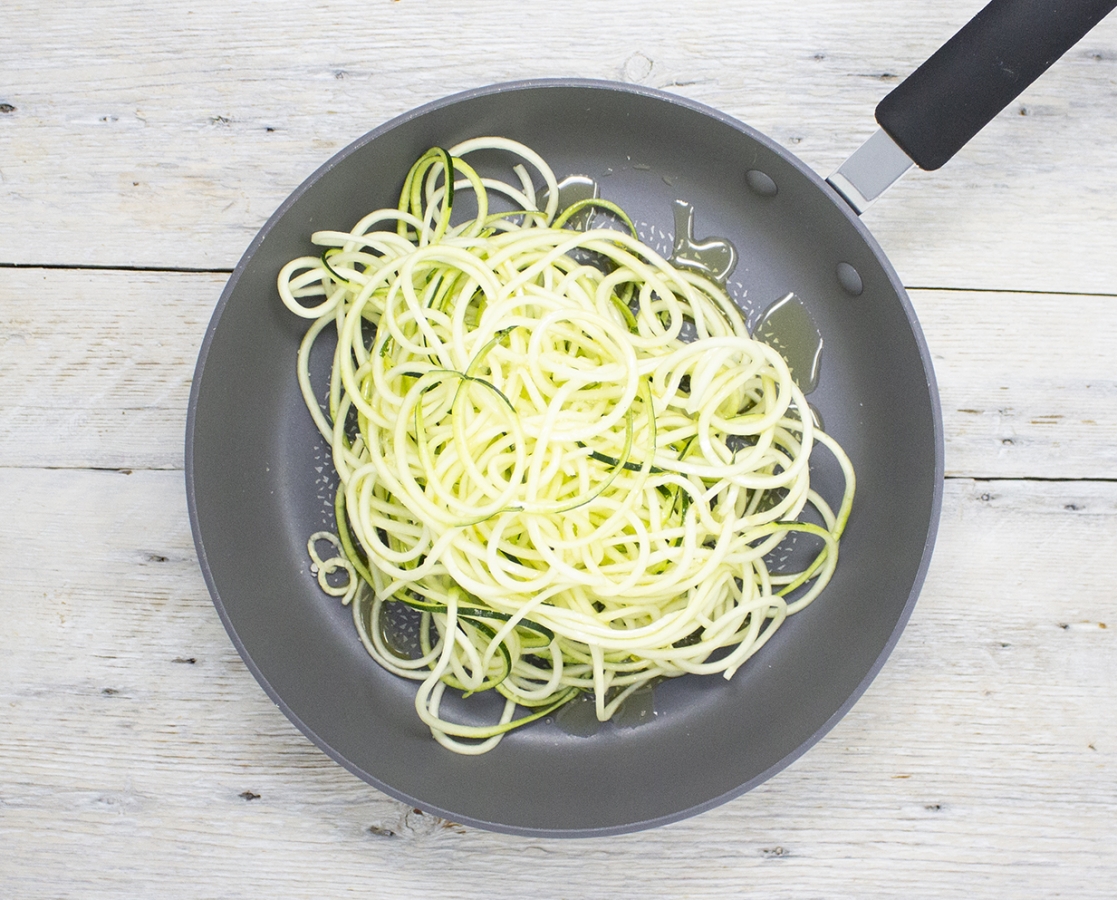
[392,594,557,645]
[553,198,637,235]
[439,688,581,741]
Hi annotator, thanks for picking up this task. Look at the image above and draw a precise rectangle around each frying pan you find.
[186,0,1115,836]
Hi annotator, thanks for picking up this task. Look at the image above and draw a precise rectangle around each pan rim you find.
[185,78,945,837]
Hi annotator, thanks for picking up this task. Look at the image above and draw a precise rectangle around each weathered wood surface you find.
[4,269,1116,478]
[2,471,1114,897]
[2,0,1117,896]
[1,0,1116,292]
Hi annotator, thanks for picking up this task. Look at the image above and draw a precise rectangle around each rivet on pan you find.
[836,261,863,296]
[745,169,778,197]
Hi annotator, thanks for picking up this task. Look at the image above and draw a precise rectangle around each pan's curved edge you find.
[645,392,945,838]
[464,81,948,838]
[502,88,949,837]
[182,80,671,836]
[182,85,511,821]
[185,77,947,838]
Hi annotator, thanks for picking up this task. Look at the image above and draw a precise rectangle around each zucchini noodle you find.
[278,138,855,753]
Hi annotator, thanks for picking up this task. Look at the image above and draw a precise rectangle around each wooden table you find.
[3,1,1116,895]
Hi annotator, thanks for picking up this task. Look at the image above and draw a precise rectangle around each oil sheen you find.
[539,175,599,230]
[752,292,823,395]
[669,199,737,284]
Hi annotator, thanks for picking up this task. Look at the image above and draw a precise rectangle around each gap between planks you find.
[4,263,1116,299]
[0,261,234,275]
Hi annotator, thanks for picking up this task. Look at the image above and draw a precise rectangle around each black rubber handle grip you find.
[876,0,1117,170]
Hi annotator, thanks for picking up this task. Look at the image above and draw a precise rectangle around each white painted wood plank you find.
[912,288,1117,477]
[0,268,223,470]
[1,470,1114,897]
[2,1,1114,895]
[4,268,1117,478]
[1,0,1116,293]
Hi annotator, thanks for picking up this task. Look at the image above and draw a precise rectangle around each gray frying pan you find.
[186,0,1115,836]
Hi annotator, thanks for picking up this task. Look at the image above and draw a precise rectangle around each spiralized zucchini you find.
[279,137,854,753]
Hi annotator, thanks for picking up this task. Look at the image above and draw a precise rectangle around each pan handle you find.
[878,0,1117,171]
[828,0,1116,212]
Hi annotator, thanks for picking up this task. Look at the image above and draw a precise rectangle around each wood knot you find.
[367,824,396,838]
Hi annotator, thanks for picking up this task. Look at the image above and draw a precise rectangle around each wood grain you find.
[2,0,1116,292]
[0,268,221,470]
[4,268,1117,477]
[1,471,1113,897]
[3,0,1117,894]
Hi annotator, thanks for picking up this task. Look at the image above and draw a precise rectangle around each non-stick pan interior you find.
[187,80,943,836]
